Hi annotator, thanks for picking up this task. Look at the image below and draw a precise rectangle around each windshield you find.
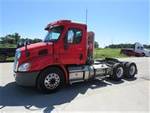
[44,26,64,42]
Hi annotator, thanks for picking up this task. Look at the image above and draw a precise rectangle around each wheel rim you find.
[44,73,60,90]
[129,65,136,75]
[116,67,123,78]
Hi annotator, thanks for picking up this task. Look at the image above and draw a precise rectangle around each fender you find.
[39,63,69,84]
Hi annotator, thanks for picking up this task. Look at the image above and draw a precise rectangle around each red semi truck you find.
[14,20,137,93]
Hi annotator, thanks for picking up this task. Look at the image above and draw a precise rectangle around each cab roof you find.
[45,20,87,30]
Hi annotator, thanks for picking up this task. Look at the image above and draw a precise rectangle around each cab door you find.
[59,26,86,65]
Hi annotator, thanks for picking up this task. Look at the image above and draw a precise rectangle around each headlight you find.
[16,49,21,59]
[18,63,31,72]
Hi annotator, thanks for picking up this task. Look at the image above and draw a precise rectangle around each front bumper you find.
[14,71,40,87]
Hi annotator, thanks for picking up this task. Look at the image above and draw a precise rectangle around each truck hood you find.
[19,42,53,60]
[144,49,150,56]
[20,42,52,51]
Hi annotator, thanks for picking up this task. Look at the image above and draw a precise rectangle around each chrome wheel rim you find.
[116,67,123,78]
[129,65,136,75]
[44,73,60,90]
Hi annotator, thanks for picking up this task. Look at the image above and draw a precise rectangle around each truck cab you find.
[14,20,90,71]
[14,20,137,93]
[134,42,150,57]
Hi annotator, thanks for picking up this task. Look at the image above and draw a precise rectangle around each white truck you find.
[121,42,150,57]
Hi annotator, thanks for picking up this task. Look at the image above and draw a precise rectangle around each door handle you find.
[79,53,83,60]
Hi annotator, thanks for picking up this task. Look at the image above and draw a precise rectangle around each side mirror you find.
[17,41,24,48]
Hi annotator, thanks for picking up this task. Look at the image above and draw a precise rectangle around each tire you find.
[122,62,128,69]
[141,53,145,57]
[36,67,65,93]
[122,62,130,71]
[110,63,124,81]
[124,62,137,78]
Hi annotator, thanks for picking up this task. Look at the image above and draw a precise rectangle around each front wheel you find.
[36,67,65,93]
[110,63,124,81]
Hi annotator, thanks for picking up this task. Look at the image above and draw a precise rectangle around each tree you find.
[13,33,21,44]
[94,41,99,48]
[0,37,7,43]
[32,38,42,43]
[143,44,150,49]
[0,33,21,44]
[105,43,135,48]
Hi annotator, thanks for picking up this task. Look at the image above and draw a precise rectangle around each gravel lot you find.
[0,57,149,113]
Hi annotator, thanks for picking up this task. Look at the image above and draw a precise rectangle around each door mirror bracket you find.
[64,36,69,50]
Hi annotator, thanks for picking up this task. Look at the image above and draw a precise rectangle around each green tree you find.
[13,33,21,44]
[0,33,21,44]
[32,38,42,43]
[94,41,99,48]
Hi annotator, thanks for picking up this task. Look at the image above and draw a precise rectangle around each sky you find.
[0,0,149,47]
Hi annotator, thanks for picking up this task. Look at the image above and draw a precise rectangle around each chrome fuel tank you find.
[68,63,110,84]
[68,65,94,84]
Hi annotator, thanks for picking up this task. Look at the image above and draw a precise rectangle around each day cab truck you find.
[121,42,150,57]
[13,20,137,93]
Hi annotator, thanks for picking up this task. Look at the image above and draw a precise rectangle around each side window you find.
[67,30,74,43]
[67,28,82,44]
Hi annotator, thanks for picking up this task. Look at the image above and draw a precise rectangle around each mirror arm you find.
[64,37,68,50]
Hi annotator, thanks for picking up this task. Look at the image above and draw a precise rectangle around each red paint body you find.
[18,20,90,81]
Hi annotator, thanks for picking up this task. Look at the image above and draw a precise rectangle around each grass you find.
[0,44,16,48]
[6,57,14,61]
[94,48,127,59]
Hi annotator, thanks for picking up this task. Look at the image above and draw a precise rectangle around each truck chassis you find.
[68,57,137,84]
[35,58,137,93]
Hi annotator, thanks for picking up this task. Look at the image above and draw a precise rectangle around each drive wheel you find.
[36,67,65,93]
[111,63,124,81]
[124,62,137,78]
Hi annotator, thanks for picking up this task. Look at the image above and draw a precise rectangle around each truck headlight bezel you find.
[18,62,31,72]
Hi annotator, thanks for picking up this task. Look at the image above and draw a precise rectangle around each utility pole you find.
[86,8,88,25]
